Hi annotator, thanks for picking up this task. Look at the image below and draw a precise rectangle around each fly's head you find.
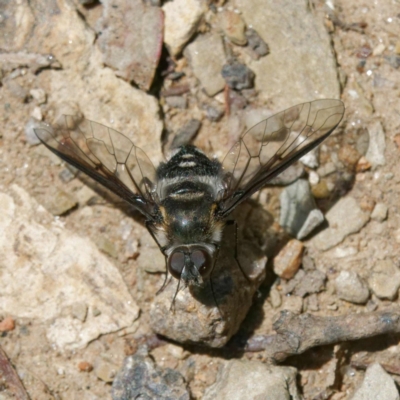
[166,244,217,286]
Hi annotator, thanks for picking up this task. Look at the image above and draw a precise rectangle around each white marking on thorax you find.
[181,154,195,159]
[179,161,197,167]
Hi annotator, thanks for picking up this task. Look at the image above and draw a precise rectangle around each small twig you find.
[0,345,30,399]
[245,308,400,362]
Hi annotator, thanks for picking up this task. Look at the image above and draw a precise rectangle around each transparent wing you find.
[34,115,159,220]
[218,99,345,217]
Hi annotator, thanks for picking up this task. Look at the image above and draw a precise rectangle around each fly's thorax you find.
[155,145,226,245]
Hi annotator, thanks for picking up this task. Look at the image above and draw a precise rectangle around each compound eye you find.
[168,251,185,279]
[191,249,212,277]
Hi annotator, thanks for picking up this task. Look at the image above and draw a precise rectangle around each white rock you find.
[0,185,139,350]
[185,33,227,96]
[371,202,388,222]
[163,0,206,56]
[335,271,369,304]
[366,121,386,169]
[368,259,400,300]
[233,0,340,108]
[203,360,301,400]
[311,197,370,251]
[351,363,399,400]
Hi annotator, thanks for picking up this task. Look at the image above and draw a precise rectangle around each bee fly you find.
[34,99,344,298]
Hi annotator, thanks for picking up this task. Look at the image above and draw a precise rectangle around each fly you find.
[34,99,345,297]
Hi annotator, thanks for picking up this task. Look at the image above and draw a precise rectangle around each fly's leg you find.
[145,221,170,295]
[208,244,223,317]
[226,220,250,282]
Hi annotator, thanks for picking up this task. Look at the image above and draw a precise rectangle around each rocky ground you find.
[1,0,400,399]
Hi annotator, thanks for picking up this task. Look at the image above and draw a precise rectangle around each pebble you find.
[25,117,46,145]
[269,287,282,308]
[94,359,118,383]
[311,197,370,251]
[95,237,118,259]
[351,363,399,400]
[300,149,319,169]
[165,95,187,109]
[218,9,247,46]
[97,0,163,90]
[203,360,300,400]
[311,180,331,199]
[29,88,46,104]
[0,316,16,332]
[163,0,206,56]
[171,119,201,149]
[297,209,325,240]
[385,55,400,69]
[280,179,325,240]
[317,161,336,177]
[273,239,304,280]
[78,361,93,372]
[368,259,400,300]
[112,350,190,400]
[371,202,388,222]
[185,33,227,96]
[356,156,372,172]
[221,60,255,90]
[308,170,320,185]
[293,269,326,297]
[71,302,88,322]
[245,28,269,58]
[31,106,42,120]
[365,121,386,168]
[335,271,369,304]
[42,189,77,216]
[204,105,224,121]
[58,167,77,183]
[227,89,247,111]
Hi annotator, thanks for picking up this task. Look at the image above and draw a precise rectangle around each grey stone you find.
[203,360,301,400]
[293,269,326,297]
[165,95,188,109]
[171,119,202,149]
[0,185,139,350]
[368,259,400,300]
[268,164,304,186]
[221,61,255,90]
[233,0,340,109]
[297,209,325,240]
[58,167,77,183]
[185,33,227,96]
[97,0,163,90]
[163,0,206,56]
[245,28,269,58]
[365,121,386,168]
[351,363,399,400]
[311,197,370,251]
[204,105,224,122]
[371,202,388,222]
[111,350,190,400]
[280,179,324,239]
[335,271,370,304]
